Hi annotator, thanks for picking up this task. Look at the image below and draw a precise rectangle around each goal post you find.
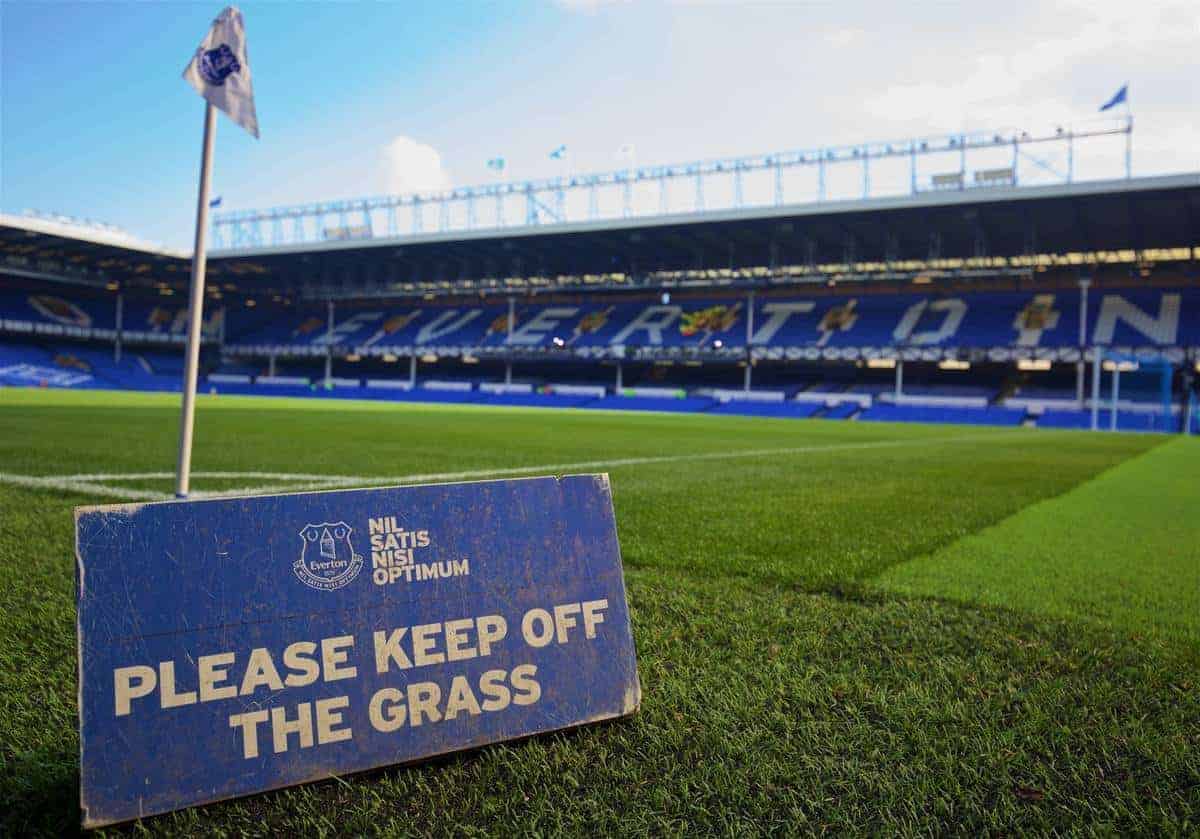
[1089,349,1176,433]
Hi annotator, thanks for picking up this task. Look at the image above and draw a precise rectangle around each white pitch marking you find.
[0,473,168,501]
[0,471,361,501]
[0,431,1026,502]
[186,431,1019,498]
[52,471,356,482]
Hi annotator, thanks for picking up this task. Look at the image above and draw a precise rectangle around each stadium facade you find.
[2,173,1198,433]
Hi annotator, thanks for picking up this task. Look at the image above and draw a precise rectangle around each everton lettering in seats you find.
[4,287,1198,355]
[75,475,639,827]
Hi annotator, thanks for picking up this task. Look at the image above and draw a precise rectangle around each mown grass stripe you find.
[0,431,1018,501]
[873,436,1200,640]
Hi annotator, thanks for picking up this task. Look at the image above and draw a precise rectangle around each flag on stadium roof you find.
[487,157,505,170]
[182,6,259,138]
[549,144,567,160]
[1099,84,1128,112]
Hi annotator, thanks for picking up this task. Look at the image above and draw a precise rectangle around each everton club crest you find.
[198,44,241,86]
[294,522,364,591]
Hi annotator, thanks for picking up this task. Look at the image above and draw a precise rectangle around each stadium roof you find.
[3,174,1198,299]
[213,173,1200,297]
[0,212,186,290]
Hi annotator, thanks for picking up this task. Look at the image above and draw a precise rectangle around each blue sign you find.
[75,475,639,828]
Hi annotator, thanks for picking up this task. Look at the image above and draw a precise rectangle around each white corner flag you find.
[183,6,259,138]
[175,6,260,499]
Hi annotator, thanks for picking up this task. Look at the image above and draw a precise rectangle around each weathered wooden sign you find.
[75,474,639,828]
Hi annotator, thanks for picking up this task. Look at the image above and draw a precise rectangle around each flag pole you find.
[176,101,218,498]
[1124,98,1133,180]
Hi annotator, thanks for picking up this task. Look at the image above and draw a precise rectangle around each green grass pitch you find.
[1,388,1197,836]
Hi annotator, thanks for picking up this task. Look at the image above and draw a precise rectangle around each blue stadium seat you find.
[860,404,1025,426]
[1036,410,1092,429]
[709,401,821,419]
[821,402,862,420]
[581,396,716,413]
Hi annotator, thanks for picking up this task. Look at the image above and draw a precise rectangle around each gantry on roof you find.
[2,174,1197,300]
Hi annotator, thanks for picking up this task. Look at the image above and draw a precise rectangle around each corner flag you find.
[183,6,259,138]
[175,6,259,498]
[1099,84,1128,112]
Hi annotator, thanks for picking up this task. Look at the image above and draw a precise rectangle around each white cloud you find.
[381,136,451,195]
[864,0,1198,126]
[824,28,864,48]
[552,0,632,12]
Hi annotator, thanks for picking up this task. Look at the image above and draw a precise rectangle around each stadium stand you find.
[3,175,1198,433]
[0,288,222,344]
[4,279,1196,431]
[0,339,182,391]
[204,288,1200,355]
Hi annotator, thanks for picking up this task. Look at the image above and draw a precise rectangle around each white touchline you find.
[0,430,1026,501]
[0,471,361,501]
[0,473,167,501]
[51,471,358,482]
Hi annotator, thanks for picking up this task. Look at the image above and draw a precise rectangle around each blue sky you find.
[2,0,1197,250]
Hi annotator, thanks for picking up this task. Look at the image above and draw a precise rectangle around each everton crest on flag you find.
[183,6,259,138]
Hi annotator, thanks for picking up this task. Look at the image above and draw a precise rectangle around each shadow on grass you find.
[1,746,80,838]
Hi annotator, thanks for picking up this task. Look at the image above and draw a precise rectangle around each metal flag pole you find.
[176,102,218,498]
[1124,113,1133,180]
